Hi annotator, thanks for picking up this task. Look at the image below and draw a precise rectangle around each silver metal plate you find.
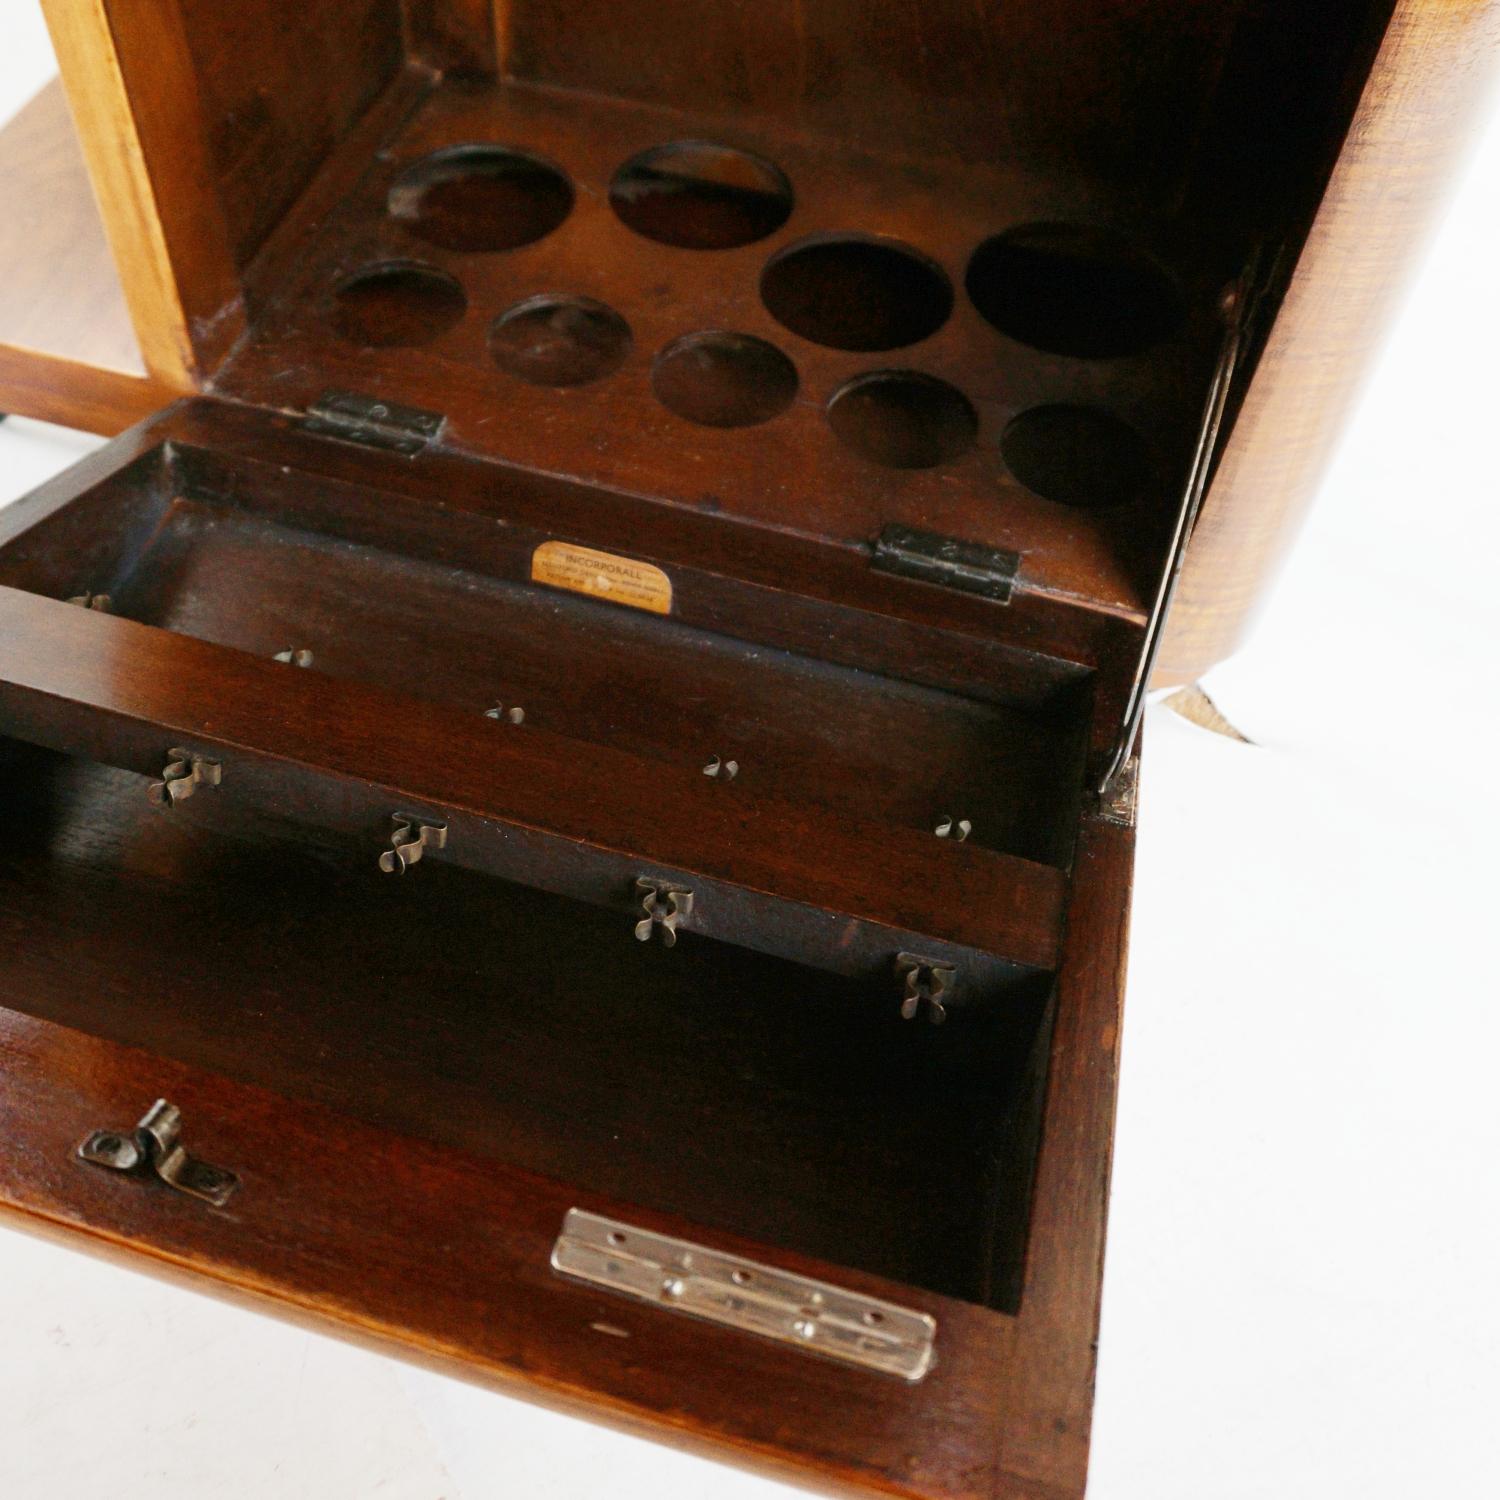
[551,1209,937,1381]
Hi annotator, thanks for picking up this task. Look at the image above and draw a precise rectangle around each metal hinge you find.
[302,390,446,455]
[871,524,1019,604]
[1094,755,1139,827]
[1096,246,1278,806]
[78,1100,239,1207]
[552,1209,936,1380]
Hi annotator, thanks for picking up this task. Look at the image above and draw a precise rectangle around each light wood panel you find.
[40,0,245,386]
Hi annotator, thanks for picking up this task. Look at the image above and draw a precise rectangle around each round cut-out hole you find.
[388,145,574,253]
[1001,404,1152,508]
[965,224,1182,359]
[489,294,632,387]
[611,141,793,250]
[762,236,953,352]
[652,331,798,428]
[827,371,977,469]
[328,262,467,347]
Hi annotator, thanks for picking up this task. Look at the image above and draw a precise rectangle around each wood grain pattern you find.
[0,800,1133,1500]
[506,0,1245,199]
[8,2,1497,1493]
[175,0,406,267]
[1159,0,1500,683]
[223,76,1228,623]
[40,0,243,385]
[0,585,1066,977]
[0,346,170,436]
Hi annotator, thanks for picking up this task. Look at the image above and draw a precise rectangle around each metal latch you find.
[634,878,694,946]
[149,747,222,808]
[895,953,956,1024]
[302,390,446,455]
[78,1100,240,1207]
[379,813,449,873]
[871,524,1019,603]
[552,1209,936,1380]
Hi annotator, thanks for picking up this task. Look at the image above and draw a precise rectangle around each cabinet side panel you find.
[1159,0,1500,684]
[176,0,407,268]
[41,0,245,384]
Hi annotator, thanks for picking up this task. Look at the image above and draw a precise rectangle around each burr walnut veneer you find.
[1,2,1496,1496]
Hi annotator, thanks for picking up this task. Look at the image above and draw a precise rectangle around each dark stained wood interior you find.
[504,0,1246,192]
[0,2,1441,1494]
[0,743,1052,1309]
[176,0,407,267]
[222,72,1232,620]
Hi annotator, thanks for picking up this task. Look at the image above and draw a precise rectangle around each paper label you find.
[530,541,673,615]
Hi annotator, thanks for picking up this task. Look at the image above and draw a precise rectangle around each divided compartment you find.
[0,406,1101,1312]
[0,413,1090,995]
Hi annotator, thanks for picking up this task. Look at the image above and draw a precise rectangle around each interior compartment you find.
[0,740,1053,1311]
[150,0,1393,623]
[0,436,1091,868]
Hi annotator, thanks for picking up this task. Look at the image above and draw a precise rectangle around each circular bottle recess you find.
[827,371,978,470]
[328,262,467,347]
[489,294,633,387]
[611,141,793,250]
[651,331,799,428]
[762,235,954,352]
[1001,404,1152,508]
[965,223,1183,359]
[388,145,575,253]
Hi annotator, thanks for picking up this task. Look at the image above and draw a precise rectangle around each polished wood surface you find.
[176,0,405,267]
[0,388,1130,1493]
[39,0,242,386]
[0,584,1068,976]
[1161,0,1500,682]
[18,0,1500,680]
[4,2,1499,1494]
[224,71,1229,623]
[0,796,1133,1500]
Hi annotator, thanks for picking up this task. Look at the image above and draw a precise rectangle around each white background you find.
[1,7,1497,1496]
